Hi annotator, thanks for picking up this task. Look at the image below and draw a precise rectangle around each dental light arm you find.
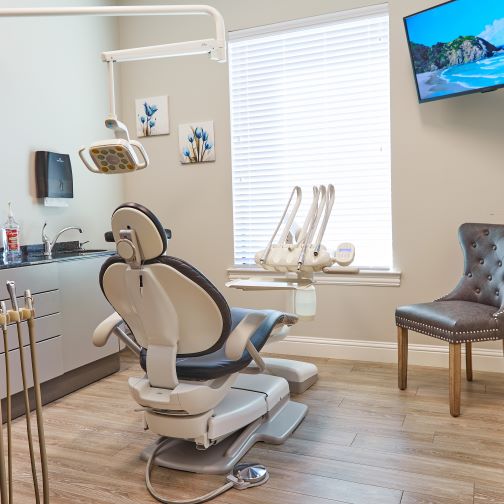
[0,4,227,175]
[0,4,226,63]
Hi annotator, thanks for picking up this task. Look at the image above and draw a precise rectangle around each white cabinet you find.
[0,255,119,400]
[58,256,118,372]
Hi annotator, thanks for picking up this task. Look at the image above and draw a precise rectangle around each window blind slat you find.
[230,9,391,268]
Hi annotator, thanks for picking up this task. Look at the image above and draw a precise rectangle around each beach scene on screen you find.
[406,0,504,101]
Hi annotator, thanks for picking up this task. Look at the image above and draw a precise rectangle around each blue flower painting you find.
[178,121,215,164]
[135,95,170,137]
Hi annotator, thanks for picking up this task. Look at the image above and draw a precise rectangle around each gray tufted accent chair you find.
[395,223,504,417]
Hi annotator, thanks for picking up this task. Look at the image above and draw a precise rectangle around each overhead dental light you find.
[0,4,226,175]
[74,5,227,174]
[78,61,151,174]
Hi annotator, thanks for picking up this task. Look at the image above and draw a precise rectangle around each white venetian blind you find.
[229,5,392,269]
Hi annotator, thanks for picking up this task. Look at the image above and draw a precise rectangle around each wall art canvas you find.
[135,95,170,137]
[178,121,215,163]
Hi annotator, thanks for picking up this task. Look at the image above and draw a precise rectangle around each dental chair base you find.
[247,357,318,394]
[137,373,306,474]
[141,400,308,474]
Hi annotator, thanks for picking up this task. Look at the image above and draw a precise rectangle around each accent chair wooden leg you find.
[465,342,473,382]
[449,343,461,417]
[397,327,408,390]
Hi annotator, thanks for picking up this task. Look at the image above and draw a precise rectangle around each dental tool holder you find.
[0,306,34,325]
[228,184,356,319]
[1,282,50,504]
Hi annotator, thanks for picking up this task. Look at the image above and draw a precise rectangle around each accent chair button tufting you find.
[476,288,481,294]
[480,259,484,265]
[468,272,473,277]
[472,242,477,248]
[488,275,493,281]
[493,245,497,251]
[499,261,503,267]
[484,230,490,236]
[496,290,500,296]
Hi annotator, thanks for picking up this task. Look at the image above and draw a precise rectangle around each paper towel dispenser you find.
[35,151,74,200]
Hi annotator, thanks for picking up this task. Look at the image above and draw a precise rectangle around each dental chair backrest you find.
[99,203,232,389]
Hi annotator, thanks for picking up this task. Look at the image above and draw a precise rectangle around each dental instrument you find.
[4,282,50,504]
[0,398,6,504]
[0,301,12,504]
[6,281,40,504]
[24,290,49,504]
[254,184,339,273]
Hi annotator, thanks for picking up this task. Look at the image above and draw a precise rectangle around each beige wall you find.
[117,0,504,352]
[0,0,123,249]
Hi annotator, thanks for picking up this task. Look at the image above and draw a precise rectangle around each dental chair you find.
[93,203,317,500]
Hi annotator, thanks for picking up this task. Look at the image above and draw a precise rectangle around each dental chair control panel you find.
[92,202,318,502]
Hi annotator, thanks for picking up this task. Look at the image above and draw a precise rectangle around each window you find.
[229,5,391,269]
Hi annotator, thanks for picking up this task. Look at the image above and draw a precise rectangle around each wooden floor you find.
[5,351,504,504]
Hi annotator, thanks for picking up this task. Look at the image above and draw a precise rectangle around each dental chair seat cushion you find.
[140,308,295,381]
[396,300,503,343]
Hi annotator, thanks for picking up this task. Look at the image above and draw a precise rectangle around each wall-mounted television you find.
[404,0,504,103]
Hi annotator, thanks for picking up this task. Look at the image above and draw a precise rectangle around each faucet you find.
[42,223,83,257]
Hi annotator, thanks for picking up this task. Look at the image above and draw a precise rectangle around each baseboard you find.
[265,336,504,373]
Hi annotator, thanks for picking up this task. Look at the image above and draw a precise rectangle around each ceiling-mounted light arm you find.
[102,38,224,64]
[0,5,227,62]
[107,60,116,119]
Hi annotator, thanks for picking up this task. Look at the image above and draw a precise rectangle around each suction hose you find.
[6,282,40,504]
[0,301,12,504]
[25,290,49,504]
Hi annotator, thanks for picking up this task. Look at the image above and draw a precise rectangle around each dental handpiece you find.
[25,289,34,311]
[6,280,19,312]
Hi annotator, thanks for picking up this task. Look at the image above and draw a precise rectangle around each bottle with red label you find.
[3,202,21,261]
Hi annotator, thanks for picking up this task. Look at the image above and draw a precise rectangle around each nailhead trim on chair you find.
[395,316,502,343]
[492,308,504,318]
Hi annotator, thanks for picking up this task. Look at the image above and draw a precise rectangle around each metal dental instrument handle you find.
[314,184,335,256]
[260,186,302,264]
[297,186,325,269]
[6,281,41,504]
[0,302,8,504]
[1,300,12,504]
[296,185,320,245]
[25,290,50,504]
[278,186,302,245]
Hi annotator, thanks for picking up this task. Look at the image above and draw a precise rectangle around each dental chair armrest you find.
[93,312,124,347]
[225,313,268,361]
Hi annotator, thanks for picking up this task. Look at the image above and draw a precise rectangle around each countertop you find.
[0,241,114,270]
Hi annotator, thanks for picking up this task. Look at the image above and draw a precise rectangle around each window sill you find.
[227,266,401,287]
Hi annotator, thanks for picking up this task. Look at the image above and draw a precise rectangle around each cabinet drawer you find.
[0,336,64,398]
[0,313,61,353]
[0,290,60,319]
[0,263,58,298]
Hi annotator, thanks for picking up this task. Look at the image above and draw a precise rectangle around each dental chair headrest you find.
[112,202,167,262]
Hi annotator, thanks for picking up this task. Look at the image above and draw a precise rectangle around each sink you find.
[74,249,108,254]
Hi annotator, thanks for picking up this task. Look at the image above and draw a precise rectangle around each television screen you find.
[404,0,504,103]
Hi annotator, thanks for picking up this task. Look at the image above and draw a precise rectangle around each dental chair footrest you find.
[141,400,308,475]
[248,358,318,394]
